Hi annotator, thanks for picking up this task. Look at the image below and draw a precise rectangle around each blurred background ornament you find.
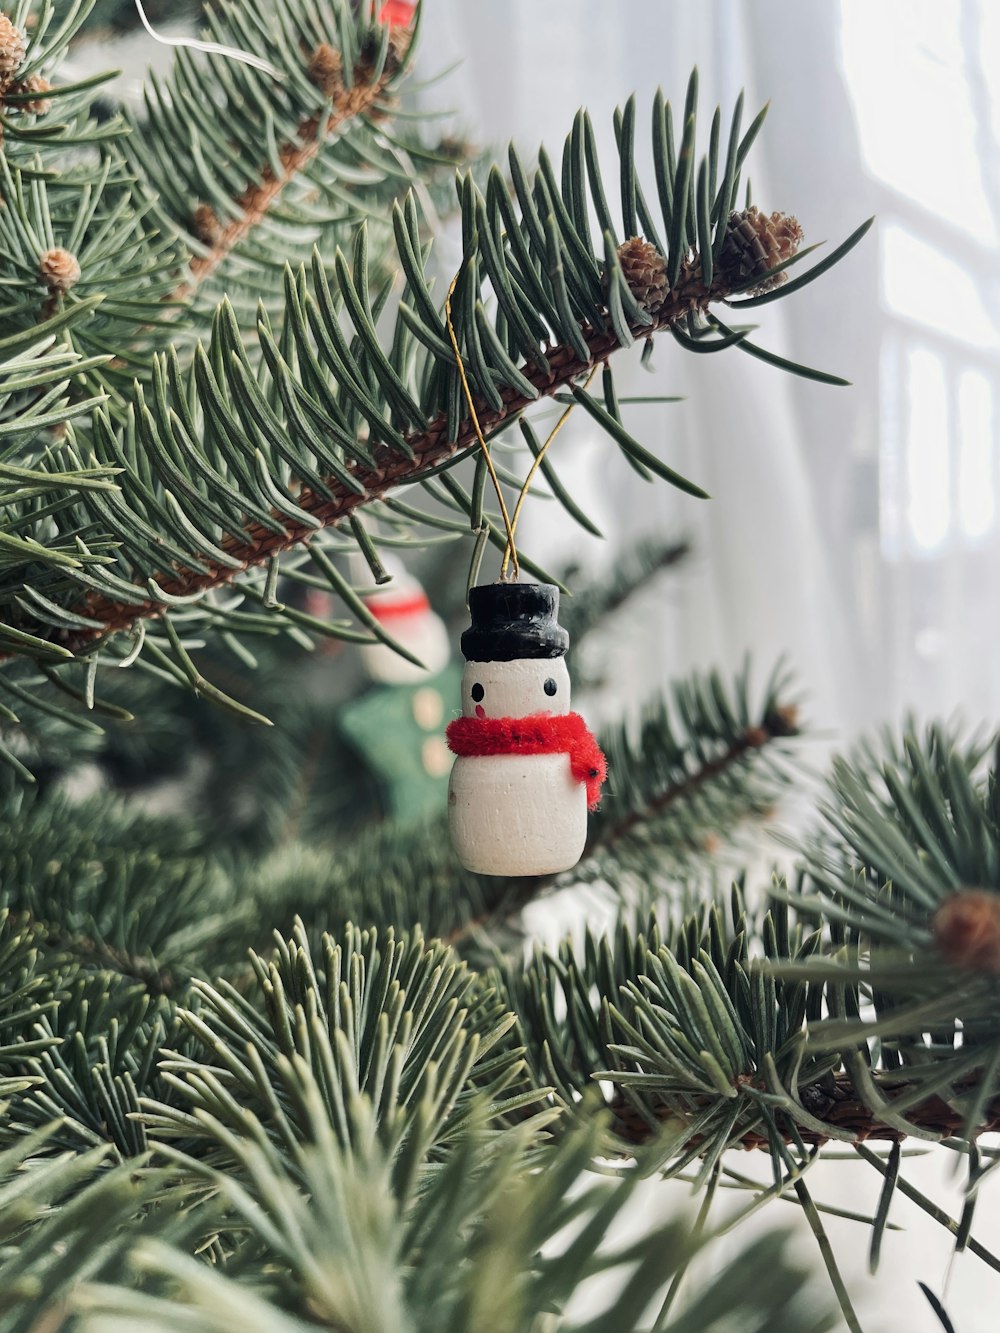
[338,561,457,825]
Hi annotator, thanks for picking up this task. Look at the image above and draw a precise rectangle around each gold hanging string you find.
[499,364,599,581]
[444,271,519,581]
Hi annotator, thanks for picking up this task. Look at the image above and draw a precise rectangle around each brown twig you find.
[42,920,175,996]
[586,705,800,860]
[178,129,327,300]
[610,1071,1000,1148]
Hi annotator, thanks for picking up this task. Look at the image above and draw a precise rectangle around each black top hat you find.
[461,582,569,662]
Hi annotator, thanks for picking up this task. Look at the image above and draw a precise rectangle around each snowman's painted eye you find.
[543,678,557,696]
[470,683,485,702]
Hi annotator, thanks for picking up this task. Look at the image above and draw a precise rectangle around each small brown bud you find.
[191,202,221,246]
[435,135,472,162]
[615,236,669,313]
[307,43,343,99]
[8,73,51,115]
[39,247,81,294]
[933,889,1000,973]
[766,703,801,738]
[0,13,25,88]
[358,26,410,81]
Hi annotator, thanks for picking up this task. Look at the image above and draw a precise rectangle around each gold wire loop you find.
[445,266,595,585]
[444,271,519,580]
[499,364,598,581]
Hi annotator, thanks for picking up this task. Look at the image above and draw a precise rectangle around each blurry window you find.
[841,2,1000,557]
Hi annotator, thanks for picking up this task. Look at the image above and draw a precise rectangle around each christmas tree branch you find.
[585,700,800,862]
[117,0,418,320]
[176,42,404,299]
[34,262,731,658]
[502,845,1000,1179]
[558,536,692,648]
[0,77,871,720]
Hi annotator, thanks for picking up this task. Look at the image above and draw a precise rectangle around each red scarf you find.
[446,712,607,810]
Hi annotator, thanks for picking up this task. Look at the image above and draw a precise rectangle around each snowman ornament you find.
[446,583,607,876]
[357,560,451,685]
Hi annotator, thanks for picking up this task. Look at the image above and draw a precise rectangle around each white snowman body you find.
[448,657,587,876]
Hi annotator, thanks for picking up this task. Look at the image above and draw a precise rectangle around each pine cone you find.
[7,73,51,115]
[0,13,26,89]
[39,247,81,294]
[717,207,803,295]
[615,236,669,313]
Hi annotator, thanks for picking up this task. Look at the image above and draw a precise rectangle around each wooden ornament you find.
[446,583,606,877]
[359,570,450,685]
